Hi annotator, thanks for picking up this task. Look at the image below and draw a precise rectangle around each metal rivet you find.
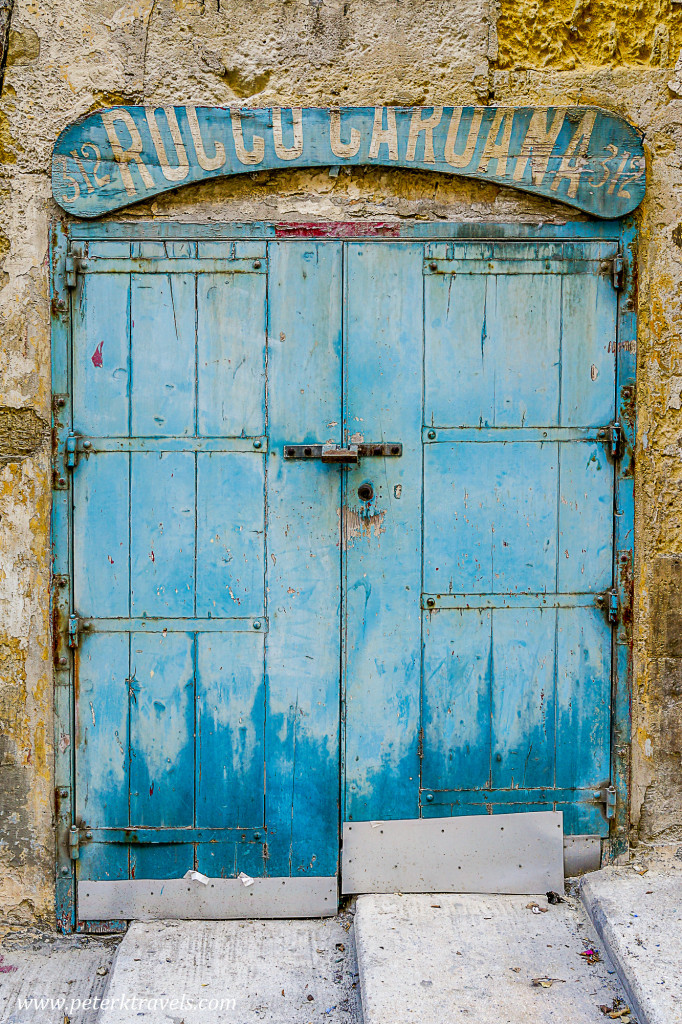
[56,397,66,407]
[425,793,434,802]
[59,788,69,798]
[253,260,262,269]
[253,439,262,450]
[61,866,69,876]
[600,261,610,272]
[254,832,261,840]
[58,478,66,486]
[253,620,262,630]
[59,577,68,588]
[86,831,93,839]
[426,597,436,608]
[58,657,68,668]
[83,441,92,450]
[427,429,436,440]
[429,262,437,271]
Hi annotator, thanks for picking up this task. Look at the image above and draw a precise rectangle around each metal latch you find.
[595,589,619,624]
[597,422,623,459]
[284,442,402,463]
[595,785,617,819]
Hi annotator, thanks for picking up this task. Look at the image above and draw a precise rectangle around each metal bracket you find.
[68,825,80,860]
[284,442,402,463]
[597,421,623,460]
[595,588,619,624]
[595,785,617,820]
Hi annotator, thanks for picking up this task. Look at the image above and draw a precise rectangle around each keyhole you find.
[357,482,374,502]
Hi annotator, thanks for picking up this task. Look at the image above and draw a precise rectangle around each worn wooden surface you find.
[52,106,645,219]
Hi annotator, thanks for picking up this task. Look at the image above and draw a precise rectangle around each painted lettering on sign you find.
[52,106,645,219]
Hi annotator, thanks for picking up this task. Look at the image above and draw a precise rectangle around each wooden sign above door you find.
[52,106,644,220]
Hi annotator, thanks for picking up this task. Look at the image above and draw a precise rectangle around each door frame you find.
[51,218,636,931]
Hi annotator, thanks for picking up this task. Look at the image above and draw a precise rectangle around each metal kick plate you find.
[342,811,564,895]
[78,877,337,920]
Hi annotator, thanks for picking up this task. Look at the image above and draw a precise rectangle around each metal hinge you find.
[64,255,81,289]
[68,615,81,648]
[595,785,617,820]
[68,823,93,859]
[597,421,623,460]
[611,255,624,290]
[595,588,620,624]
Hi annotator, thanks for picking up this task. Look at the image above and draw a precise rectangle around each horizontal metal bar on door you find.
[422,427,600,443]
[79,617,267,633]
[75,436,268,453]
[83,827,262,844]
[421,593,602,610]
[70,257,267,274]
[424,258,616,275]
[421,787,606,806]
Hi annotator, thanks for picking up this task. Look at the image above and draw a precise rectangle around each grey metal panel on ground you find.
[78,877,338,920]
[341,812,564,895]
[564,835,602,876]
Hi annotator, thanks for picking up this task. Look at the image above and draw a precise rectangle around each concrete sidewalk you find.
[354,891,632,1024]
[582,865,682,1024]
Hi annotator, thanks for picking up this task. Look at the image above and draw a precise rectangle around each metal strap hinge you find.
[595,785,617,819]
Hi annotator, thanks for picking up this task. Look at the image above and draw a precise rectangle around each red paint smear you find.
[274,221,401,238]
[91,341,104,367]
[150,550,155,563]
[0,957,17,973]
[149,782,154,796]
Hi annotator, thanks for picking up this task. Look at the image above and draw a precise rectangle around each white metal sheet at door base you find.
[78,877,338,920]
[342,812,564,895]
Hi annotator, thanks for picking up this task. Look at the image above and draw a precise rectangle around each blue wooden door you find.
[66,231,620,919]
[70,239,342,917]
[344,239,619,839]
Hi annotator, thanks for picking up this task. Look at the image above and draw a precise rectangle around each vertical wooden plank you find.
[72,453,129,617]
[196,453,264,618]
[129,631,194,878]
[72,271,130,436]
[491,273,561,427]
[558,440,614,594]
[130,452,195,617]
[491,608,556,789]
[561,272,616,427]
[75,633,129,882]
[197,246,267,437]
[421,610,492,792]
[556,607,611,800]
[424,272,492,427]
[344,241,423,821]
[196,632,265,875]
[131,268,196,437]
[265,240,342,879]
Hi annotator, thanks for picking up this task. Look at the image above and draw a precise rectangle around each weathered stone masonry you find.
[1,0,681,924]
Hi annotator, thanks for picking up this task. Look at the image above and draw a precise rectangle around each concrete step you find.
[353,891,630,1024]
[581,865,682,1024]
[96,915,362,1024]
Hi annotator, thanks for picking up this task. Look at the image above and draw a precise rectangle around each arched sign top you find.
[52,105,645,220]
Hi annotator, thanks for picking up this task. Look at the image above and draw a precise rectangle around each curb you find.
[580,874,653,1024]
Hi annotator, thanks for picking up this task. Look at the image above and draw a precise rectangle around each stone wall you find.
[1,0,680,925]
